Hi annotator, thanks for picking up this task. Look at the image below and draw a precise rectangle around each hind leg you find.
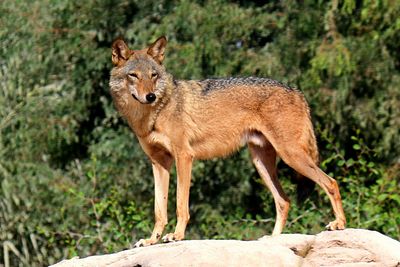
[248,142,290,235]
[276,145,346,230]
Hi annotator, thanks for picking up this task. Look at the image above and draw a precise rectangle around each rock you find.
[51,240,302,267]
[302,229,400,266]
[51,229,400,267]
[258,233,316,257]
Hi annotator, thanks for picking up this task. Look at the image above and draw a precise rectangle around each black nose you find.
[146,93,156,103]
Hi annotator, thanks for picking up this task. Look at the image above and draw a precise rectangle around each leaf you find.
[377,194,388,202]
[346,158,355,166]
[353,144,361,150]
[367,162,375,168]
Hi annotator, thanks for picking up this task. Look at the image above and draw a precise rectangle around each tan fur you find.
[109,36,346,247]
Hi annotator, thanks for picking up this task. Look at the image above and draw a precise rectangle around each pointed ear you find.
[112,39,130,66]
[147,36,167,64]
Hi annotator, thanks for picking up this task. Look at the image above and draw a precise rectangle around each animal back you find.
[200,77,293,94]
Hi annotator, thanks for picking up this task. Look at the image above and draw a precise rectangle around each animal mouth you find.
[131,93,152,105]
[131,93,139,101]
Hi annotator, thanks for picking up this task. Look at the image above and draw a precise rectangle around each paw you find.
[326,219,346,231]
[134,238,157,248]
[162,233,183,243]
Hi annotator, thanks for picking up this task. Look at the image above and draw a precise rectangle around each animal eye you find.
[129,73,139,79]
[151,72,158,79]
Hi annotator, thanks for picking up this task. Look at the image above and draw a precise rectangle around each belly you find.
[190,130,267,160]
[191,135,243,159]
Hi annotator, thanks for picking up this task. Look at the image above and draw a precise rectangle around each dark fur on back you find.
[200,77,294,94]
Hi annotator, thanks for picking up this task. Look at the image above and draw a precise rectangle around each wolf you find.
[109,36,346,247]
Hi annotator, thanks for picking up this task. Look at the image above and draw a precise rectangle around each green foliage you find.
[1,0,399,266]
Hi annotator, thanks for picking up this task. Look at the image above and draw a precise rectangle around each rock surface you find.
[51,229,400,267]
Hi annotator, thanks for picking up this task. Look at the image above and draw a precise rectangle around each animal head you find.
[110,36,168,104]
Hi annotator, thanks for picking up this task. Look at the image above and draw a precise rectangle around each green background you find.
[1,0,399,266]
